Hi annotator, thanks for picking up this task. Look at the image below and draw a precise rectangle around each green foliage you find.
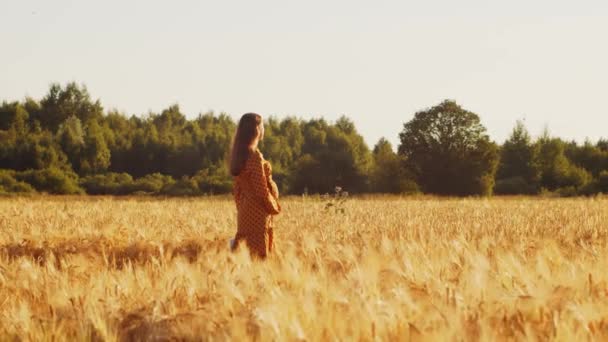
[1,83,607,196]
[398,100,499,196]
[80,119,111,174]
[57,115,85,171]
[160,177,200,196]
[494,177,537,195]
[0,102,18,131]
[35,83,103,132]
[371,138,419,194]
[556,186,579,197]
[289,154,321,195]
[0,169,35,194]
[79,170,232,196]
[79,173,134,195]
[0,102,29,134]
[496,121,541,194]
[191,166,232,195]
[564,140,608,177]
[15,168,83,194]
[131,173,175,194]
[557,164,592,189]
[597,139,608,152]
[577,173,608,196]
[286,117,372,194]
[598,171,608,193]
[535,133,592,192]
[0,129,72,172]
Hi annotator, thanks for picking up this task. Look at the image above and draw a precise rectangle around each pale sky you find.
[1,0,607,148]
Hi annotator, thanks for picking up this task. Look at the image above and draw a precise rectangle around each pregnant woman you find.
[230,113,281,258]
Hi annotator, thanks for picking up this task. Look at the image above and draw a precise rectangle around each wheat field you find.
[0,195,607,341]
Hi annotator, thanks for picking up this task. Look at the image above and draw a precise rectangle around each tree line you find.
[1,82,607,196]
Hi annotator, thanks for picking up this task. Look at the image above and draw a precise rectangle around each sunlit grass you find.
[1,195,607,340]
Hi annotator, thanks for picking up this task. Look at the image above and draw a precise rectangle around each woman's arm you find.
[264,161,279,199]
[249,150,281,215]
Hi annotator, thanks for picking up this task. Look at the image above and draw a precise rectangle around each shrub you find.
[160,177,200,196]
[598,171,608,192]
[556,186,579,197]
[584,171,608,195]
[539,187,559,198]
[556,164,592,189]
[578,181,599,196]
[191,167,232,195]
[131,173,175,194]
[0,169,36,194]
[15,168,83,194]
[396,179,420,195]
[494,177,537,195]
[80,173,134,195]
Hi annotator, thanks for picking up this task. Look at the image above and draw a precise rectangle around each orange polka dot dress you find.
[232,149,281,258]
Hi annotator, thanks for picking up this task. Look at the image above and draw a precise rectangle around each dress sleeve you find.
[249,150,281,215]
[264,161,280,199]
[269,179,279,199]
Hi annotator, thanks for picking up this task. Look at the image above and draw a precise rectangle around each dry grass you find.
[0,195,607,341]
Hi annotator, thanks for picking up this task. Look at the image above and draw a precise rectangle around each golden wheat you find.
[0,195,607,341]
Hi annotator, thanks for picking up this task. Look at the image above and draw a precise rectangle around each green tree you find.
[535,131,592,191]
[564,140,608,177]
[398,100,499,196]
[371,138,418,194]
[36,83,103,132]
[57,116,85,171]
[16,167,83,194]
[258,117,303,193]
[13,131,71,171]
[79,172,134,195]
[495,120,541,194]
[597,171,608,193]
[11,105,29,136]
[289,117,372,194]
[597,139,608,152]
[80,120,111,174]
[0,102,29,134]
[0,169,35,194]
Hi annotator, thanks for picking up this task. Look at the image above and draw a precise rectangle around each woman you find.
[230,113,281,258]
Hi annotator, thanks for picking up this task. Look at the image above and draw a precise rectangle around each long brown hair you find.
[230,113,262,176]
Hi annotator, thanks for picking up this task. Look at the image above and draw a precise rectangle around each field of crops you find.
[1,195,607,341]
